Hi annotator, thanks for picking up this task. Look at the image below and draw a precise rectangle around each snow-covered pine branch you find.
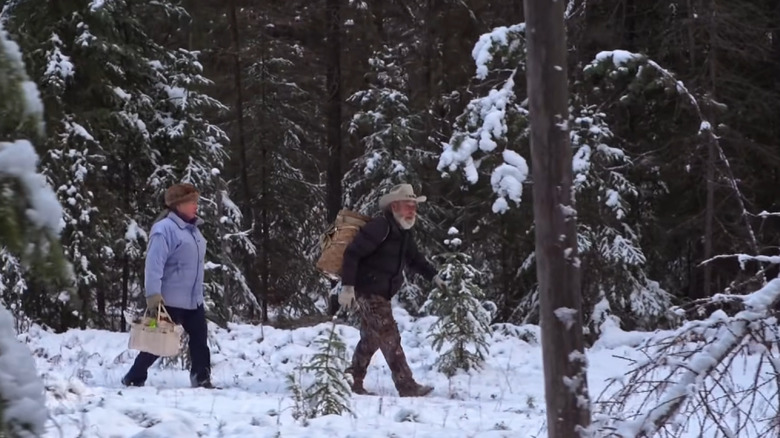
[584,50,763,282]
[591,275,780,437]
[437,24,529,214]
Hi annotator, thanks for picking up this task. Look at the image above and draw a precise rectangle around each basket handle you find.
[143,301,174,323]
[156,302,174,323]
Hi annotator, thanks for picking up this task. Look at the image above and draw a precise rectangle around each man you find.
[122,183,213,389]
[339,183,444,397]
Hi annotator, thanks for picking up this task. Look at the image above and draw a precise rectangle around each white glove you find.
[434,276,446,289]
[338,285,356,309]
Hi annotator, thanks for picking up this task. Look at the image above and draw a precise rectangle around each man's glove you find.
[434,276,446,290]
[146,294,164,315]
[338,286,356,310]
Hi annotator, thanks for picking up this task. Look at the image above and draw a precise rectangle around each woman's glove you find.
[146,294,164,315]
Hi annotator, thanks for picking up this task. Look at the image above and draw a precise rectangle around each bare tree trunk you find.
[703,134,715,297]
[775,0,780,157]
[120,255,128,331]
[228,0,262,319]
[259,27,270,323]
[523,0,591,435]
[702,0,717,298]
[325,0,342,223]
[216,182,231,319]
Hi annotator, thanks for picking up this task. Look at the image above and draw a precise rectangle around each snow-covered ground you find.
[22,306,645,438]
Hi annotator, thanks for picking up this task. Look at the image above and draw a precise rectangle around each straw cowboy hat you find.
[378,184,427,210]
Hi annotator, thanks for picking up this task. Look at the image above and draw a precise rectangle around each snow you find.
[0,305,47,437]
[472,24,526,80]
[44,33,75,81]
[124,219,148,242]
[160,84,188,109]
[10,310,544,436]
[89,0,107,12]
[8,299,775,437]
[554,307,577,330]
[0,140,64,235]
[594,49,641,67]
[113,87,131,102]
[0,25,44,132]
[65,120,95,142]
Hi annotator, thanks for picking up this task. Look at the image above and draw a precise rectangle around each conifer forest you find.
[1,0,779,342]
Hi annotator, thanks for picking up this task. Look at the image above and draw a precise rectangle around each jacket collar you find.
[167,211,204,229]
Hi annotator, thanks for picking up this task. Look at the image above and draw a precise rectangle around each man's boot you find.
[345,367,376,395]
[398,382,434,397]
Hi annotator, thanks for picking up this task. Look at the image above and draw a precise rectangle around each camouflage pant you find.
[349,294,417,392]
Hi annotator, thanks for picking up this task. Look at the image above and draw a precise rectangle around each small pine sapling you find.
[423,227,495,377]
[290,319,353,419]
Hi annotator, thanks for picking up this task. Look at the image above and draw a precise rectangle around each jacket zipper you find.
[190,229,201,307]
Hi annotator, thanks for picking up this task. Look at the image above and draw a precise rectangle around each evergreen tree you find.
[2,0,254,327]
[240,7,327,319]
[343,43,436,313]
[0,21,66,437]
[423,228,494,377]
[439,24,671,334]
[343,43,424,214]
[0,18,72,325]
[288,321,353,419]
[141,27,259,325]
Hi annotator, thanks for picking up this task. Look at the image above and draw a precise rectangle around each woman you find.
[122,183,213,388]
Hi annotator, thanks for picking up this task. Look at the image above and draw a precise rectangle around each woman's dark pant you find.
[124,304,211,385]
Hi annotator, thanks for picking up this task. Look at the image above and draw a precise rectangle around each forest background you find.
[1,0,779,341]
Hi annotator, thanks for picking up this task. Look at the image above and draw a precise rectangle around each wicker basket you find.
[316,209,371,279]
[128,303,183,357]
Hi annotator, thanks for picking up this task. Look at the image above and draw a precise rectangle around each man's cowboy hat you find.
[378,184,427,210]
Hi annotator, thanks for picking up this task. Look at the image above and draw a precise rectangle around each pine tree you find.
[289,320,353,419]
[343,43,436,313]
[141,27,259,325]
[439,23,671,333]
[343,43,424,214]
[2,0,255,327]
[423,228,494,377]
[0,19,71,321]
[0,21,66,437]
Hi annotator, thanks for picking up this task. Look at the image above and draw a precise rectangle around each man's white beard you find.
[393,212,416,230]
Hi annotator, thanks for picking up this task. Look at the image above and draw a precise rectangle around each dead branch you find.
[591,276,780,437]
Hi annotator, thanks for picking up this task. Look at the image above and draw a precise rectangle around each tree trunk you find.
[325,0,342,223]
[702,0,717,298]
[216,181,231,320]
[523,0,591,435]
[259,26,270,323]
[228,0,261,319]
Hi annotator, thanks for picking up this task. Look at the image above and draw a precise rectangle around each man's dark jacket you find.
[341,210,436,300]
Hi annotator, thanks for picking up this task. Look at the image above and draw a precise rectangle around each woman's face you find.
[177,198,199,219]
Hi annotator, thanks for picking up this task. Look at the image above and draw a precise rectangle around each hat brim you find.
[379,194,427,210]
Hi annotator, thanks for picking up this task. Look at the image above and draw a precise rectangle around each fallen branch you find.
[592,276,780,437]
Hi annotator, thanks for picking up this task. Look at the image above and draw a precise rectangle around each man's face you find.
[392,200,417,229]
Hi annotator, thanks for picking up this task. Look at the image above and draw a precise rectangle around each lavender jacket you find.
[144,212,207,309]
